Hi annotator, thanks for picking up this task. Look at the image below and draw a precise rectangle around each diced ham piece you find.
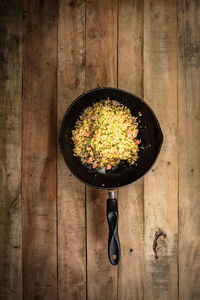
[128,118,133,123]
[83,131,89,137]
[126,129,132,138]
[93,134,97,140]
[86,146,92,151]
[135,139,140,145]
[87,157,93,164]
[109,158,114,162]
[133,129,138,138]
[92,163,98,169]
[106,164,112,170]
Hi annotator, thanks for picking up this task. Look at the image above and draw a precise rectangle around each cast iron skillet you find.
[59,87,163,266]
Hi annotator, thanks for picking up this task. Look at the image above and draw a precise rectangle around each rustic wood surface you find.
[0,0,200,299]
[144,0,178,299]
[178,1,200,299]
[0,1,22,299]
[58,0,86,299]
[22,0,57,299]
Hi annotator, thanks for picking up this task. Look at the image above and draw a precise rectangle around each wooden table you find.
[1,0,200,299]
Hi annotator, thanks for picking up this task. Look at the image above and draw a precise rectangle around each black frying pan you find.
[59,87,163,265]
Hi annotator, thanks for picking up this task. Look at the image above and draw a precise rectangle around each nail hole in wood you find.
[112,254,117,260]
[69,0,76,8]
[130,248,133,252]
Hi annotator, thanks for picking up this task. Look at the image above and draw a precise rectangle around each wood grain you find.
[144,0,178,299]
[86,0,117,89]
[118,0,144,299]
[0,2,22,299]
[57,0,86,299]
[86,0,117,298]
[178,1,200,299]
[22,0,57,298]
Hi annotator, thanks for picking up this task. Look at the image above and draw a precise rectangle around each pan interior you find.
[59,88,163,189]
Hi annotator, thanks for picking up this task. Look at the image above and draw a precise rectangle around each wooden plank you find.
[86,0,117,89]
[178,1,200,299]
[143,1,178,299]
[118,0,144,299]
[86,0,117,298]
[22,0,57,298]
[0,2,22,299]
[57,0,86,299]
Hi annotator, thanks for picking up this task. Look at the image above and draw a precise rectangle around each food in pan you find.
[72,99,140,170]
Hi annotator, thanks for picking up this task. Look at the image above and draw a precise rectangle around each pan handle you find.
[107,190,120,265]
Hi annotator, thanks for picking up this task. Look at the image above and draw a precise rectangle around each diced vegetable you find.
[135,139,140,145]
[133,129,138,138]
[126,129,132,138]
[83,131,89,137]
[87,157,93,163]
[106,164,112,170]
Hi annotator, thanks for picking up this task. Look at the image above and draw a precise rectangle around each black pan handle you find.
[107,191,120,265]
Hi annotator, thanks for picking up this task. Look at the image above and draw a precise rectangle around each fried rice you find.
[72,99,140,170]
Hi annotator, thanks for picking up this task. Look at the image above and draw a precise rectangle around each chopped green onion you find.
[119,138,122,141]
[114,110,116,114]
